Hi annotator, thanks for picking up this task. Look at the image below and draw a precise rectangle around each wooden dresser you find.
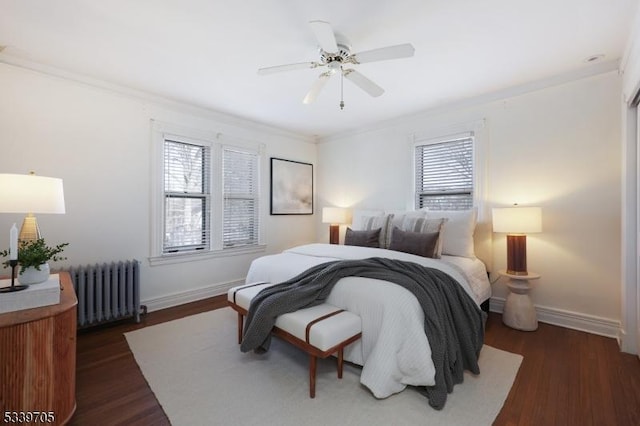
[0,272,77,425]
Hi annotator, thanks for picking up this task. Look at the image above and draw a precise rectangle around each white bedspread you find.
[245,243,490,399]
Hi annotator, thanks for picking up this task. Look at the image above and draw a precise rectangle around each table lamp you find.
[492,206,542,275]
[0,172,66,242]
[322,207,348,244]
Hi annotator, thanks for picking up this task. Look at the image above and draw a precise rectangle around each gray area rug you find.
[125,307,522,426]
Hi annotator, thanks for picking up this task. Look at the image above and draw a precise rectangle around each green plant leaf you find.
[0,239,69,274]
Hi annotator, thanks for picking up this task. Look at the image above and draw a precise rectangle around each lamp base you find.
[506,271,529,276]
[19,213,41,243]
[506,234,528,275]
[329,225,339,245]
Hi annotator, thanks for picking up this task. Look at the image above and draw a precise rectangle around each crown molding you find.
[0,50,620,145]
[0,52,315,144]
[621,3,640,74]
[319,59,620,143]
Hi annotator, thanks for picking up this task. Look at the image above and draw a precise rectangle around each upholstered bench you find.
[227,282,362,398]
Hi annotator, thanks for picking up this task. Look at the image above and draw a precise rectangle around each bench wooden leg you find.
[237,313,244,344]
[309,355,317,398]
[337,348,344,379]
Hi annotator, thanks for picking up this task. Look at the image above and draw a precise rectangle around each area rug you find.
[125,307,522,426]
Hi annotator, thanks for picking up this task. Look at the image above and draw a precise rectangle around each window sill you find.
[148,244,267,267]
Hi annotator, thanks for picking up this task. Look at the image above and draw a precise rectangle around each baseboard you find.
[489,297,621,339]
[144,286,622,339]
[143,279,243,313]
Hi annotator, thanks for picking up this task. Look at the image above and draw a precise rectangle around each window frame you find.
[150,121,266,266]
[412,120,487,217]
[414,132,475,211]
[162,138,212,254]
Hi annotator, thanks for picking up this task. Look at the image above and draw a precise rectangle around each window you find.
[223,147,260,247]
[163,139,211,253]
[151,122,264,263]
[414,133,474,210]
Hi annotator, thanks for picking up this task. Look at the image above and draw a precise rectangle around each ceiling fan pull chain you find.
[340,69,345,110]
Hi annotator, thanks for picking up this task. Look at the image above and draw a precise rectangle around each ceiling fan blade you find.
[351,43,415,64]
[343,69,384,97]
[303,71,334,104]
[309,20,339,53]
[258,62,319,75]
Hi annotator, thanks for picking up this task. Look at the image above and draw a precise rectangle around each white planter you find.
[18,263,50,285]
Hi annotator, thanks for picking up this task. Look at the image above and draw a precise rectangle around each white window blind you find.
[163,139,211,253]
[223,147,260,247]
[415,135,474,210]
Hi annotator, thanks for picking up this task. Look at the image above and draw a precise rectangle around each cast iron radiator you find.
[68,259,147,328]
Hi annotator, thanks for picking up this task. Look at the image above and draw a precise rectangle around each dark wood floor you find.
[69,296,640,426]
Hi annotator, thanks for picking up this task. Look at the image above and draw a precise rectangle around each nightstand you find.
[498,270,541,331]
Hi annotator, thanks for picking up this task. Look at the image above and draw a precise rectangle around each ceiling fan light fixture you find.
[258,20,415,109]
[302,69,335,104]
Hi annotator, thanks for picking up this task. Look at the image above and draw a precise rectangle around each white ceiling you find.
[1,0,638,139]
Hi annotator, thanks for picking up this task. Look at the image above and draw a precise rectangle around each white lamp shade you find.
[492,207,542,234]
[0,173,66,214]
[322,207,348,224]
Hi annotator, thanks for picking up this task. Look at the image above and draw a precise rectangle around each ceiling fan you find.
[257,20,415,109]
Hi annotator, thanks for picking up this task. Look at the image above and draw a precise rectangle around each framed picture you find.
[270,157,313,215]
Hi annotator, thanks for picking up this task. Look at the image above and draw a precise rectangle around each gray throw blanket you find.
[240,257,484,410]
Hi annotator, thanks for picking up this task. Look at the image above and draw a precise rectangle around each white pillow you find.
[387,210,427,231]
[351,209,385,230]
[425,209,477,258]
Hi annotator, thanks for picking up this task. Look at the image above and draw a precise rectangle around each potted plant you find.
[1,239,69,284]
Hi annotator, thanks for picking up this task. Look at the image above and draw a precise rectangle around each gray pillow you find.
[397,216,447,258]
[344,227,381,248]
[388,227,439,258]
[357,214,393,249]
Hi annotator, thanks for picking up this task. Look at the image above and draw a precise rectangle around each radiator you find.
[68,260,146,328]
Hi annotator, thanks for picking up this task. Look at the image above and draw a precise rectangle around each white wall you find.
[0,63,317,309]
[317,71,622,333]
[620,5,640,354]
[0,60,625,335]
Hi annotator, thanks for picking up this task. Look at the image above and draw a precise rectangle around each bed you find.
[242,209,491,407]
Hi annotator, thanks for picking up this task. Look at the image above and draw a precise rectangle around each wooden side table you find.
[499,270,540,331]
[0,272,77,425]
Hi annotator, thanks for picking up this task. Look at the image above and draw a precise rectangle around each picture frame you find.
[270,157,313,215]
